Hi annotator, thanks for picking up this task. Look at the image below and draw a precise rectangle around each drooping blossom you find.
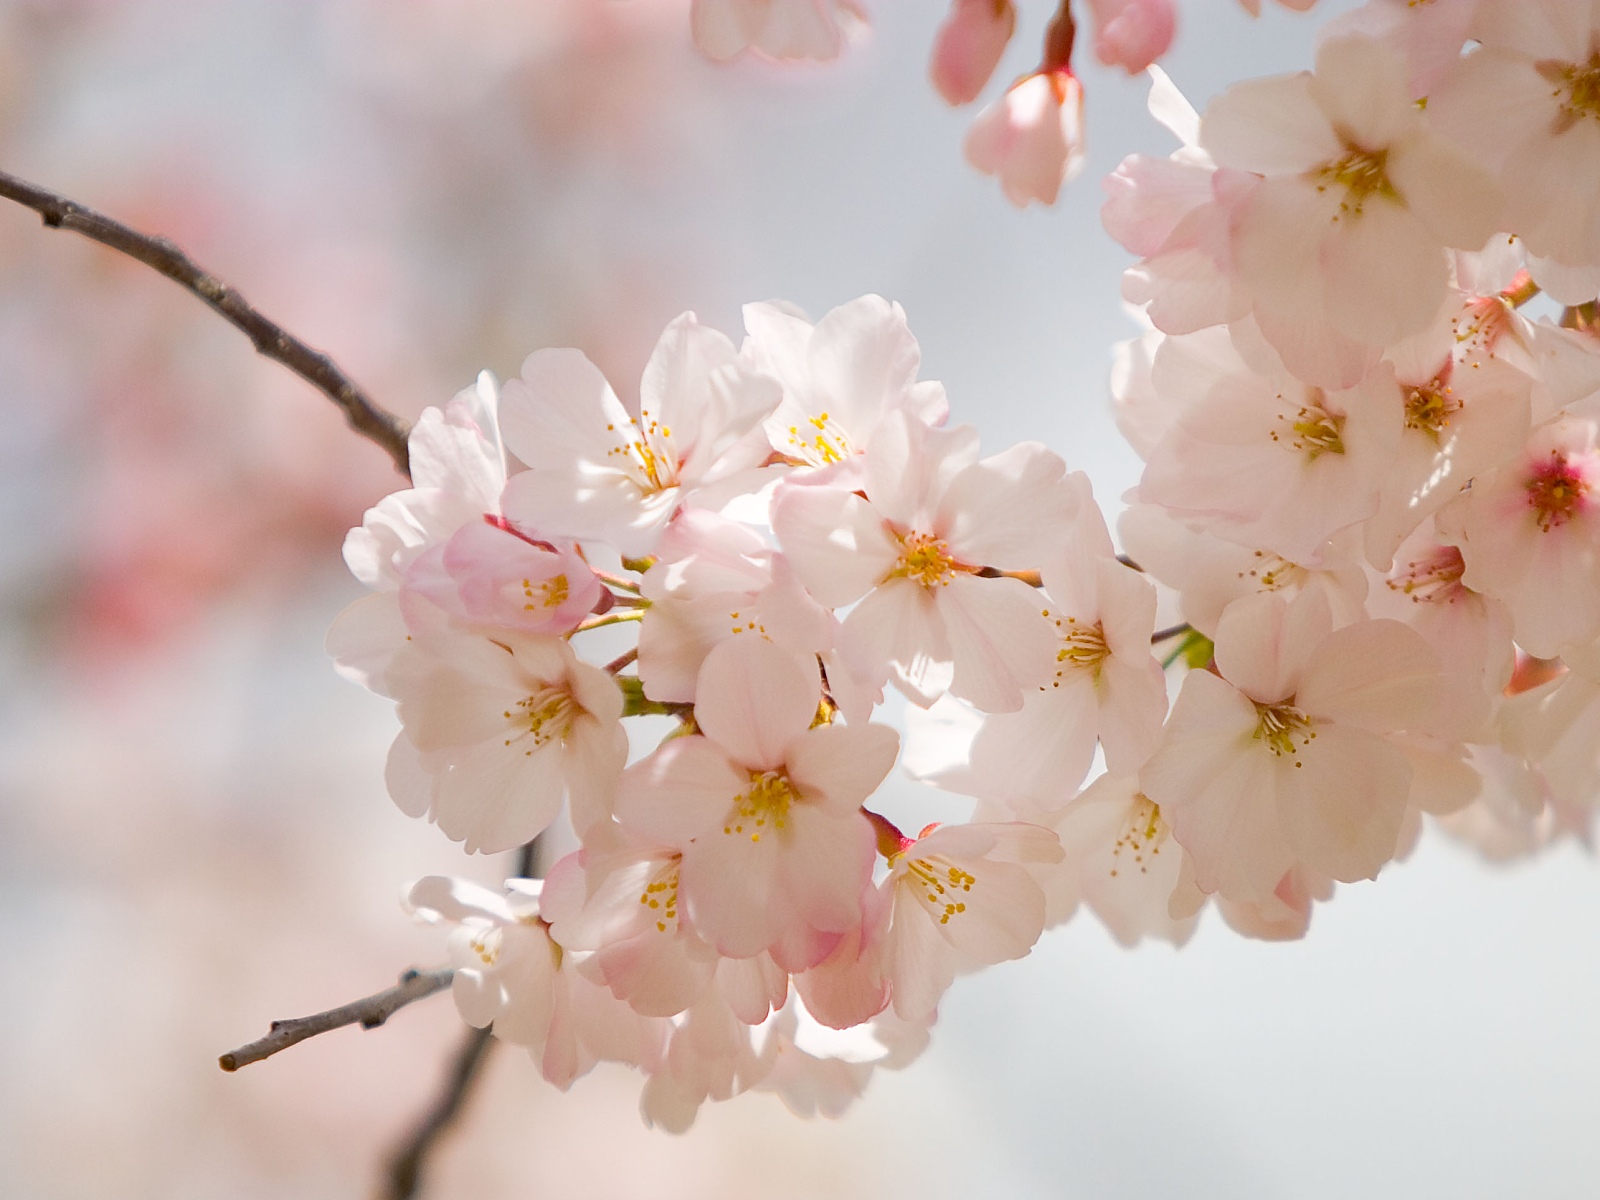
[1087,0,1176,74]
[964,68,1085,208]
[929,0,1016,106]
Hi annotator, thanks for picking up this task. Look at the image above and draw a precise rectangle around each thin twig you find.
[218,968,454,1071]
[0,167,413,478]
[603,646,640,675]
[381,1024,499,1200]
[1151,622,1192,644]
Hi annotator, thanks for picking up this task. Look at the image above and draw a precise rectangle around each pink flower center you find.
[886,530,962,588]
[506,686,577,751]
[1525,451,1590,531]
[1270,390,1346,462]
[1237,549,1305,593]
[1313,142,1398,220]
[523,574,569,611]
[637,861,682,935]
[1540,52,1600,130]
[1044,610,1109,684]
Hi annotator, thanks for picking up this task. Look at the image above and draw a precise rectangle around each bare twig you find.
[1151,622,1192,644]
[382,1024,499,1200]
[0,167,413,478]
[218,967,454,1072]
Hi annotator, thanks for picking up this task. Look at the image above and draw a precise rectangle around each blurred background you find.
[2,1,1599,1196]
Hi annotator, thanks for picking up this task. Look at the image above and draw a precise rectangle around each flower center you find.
[724,770,797,843]
[1253,700,1317,761]
[1238,549,1306,593]
[783,410,855,466]
[467,926,503,966]
[523,574,569,611]
[1540,53,1600,130]
[1386,545,1467,604]
[1271,390,1346,462]
[637,860,682,935]
[1109,794,1168,878]
[1313,143,1398,219]
[901,854,976,925]
[1526,451,1590,531]
[1043,610,1109,686]
[605,414,678,492]
[1403,378,1460,442]
[504,686,577,752]
[885,531,961,589]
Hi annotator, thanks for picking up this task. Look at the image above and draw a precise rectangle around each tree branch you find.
[381,1024,499,1200]
[0,167,413,478]
[218,967,454,1072]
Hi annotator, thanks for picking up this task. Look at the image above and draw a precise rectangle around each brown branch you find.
[218,967,454,1071]
[0,167,413,478]
[381,1024,499,1200]
[1151,622,1192,644]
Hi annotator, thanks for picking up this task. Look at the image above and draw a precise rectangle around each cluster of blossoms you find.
[690,0,1321,208]
[331,0,1600,1128]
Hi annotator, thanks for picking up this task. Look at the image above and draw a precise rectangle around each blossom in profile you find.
[929,0,1016,105]
[964,68,1085,207]
[1087,0,1176,75]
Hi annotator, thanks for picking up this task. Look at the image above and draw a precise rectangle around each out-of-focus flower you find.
[929,0,1016,106]
[690,0,868,63]
[1087,0,1176,75]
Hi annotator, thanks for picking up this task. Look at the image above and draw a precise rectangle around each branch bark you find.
[381,1025,499,1200]
[0,167,413,478]
[218,967,454,1072]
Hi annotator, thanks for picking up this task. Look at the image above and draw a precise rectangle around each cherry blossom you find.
[929,0,1016,106]
[690,0,867,62]
[498,313,779,557]
[1141,589,1442,901]
[614,636,894,968]
[964,68,1086,208]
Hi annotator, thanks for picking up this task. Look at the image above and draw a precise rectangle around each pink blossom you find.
[929,0,1015,106]
[690,0,868,63]
[614,637,893,969]
[964,69,1085,208]
[1141,589,1442,901]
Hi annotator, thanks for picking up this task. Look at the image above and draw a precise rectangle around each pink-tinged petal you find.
[1297,618,1441,732]
[970,681,1100,806]
[864,411,981,530]
[1276,723,1411,882]
[781,807,875,934]
[327,591,409,695]
[1141,670,1296,901]
[385,733,432,819]
[1322,202,1448,348]
[1096,654,1169,775]
[639,313,739,452]
[405,875,515,926]
[965,70,1086,208]
[497,348,630,474]
[806,295,922,437]
[939,445,1078,567]
[841,581,955,704]
[616,737,746,845]
[690,0,757,60]
[1201,71,1339,175]
[1390,135,1503,252]
[429,734,565,853]
[939,574,1056,713]
[561,717,628,835]
[1214,590,1332,705]
[694,637,821,770]
[1307,35,1415,149]
[786,722,900,812]
[771,485,900,608]
[679,826,785,959]
[888,892,960,1021]
[718,954,791,1025]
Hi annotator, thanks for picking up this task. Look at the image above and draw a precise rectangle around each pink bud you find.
[929,0,1017,106]
[963,69,1085,208]
[1089,0,1176,75]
